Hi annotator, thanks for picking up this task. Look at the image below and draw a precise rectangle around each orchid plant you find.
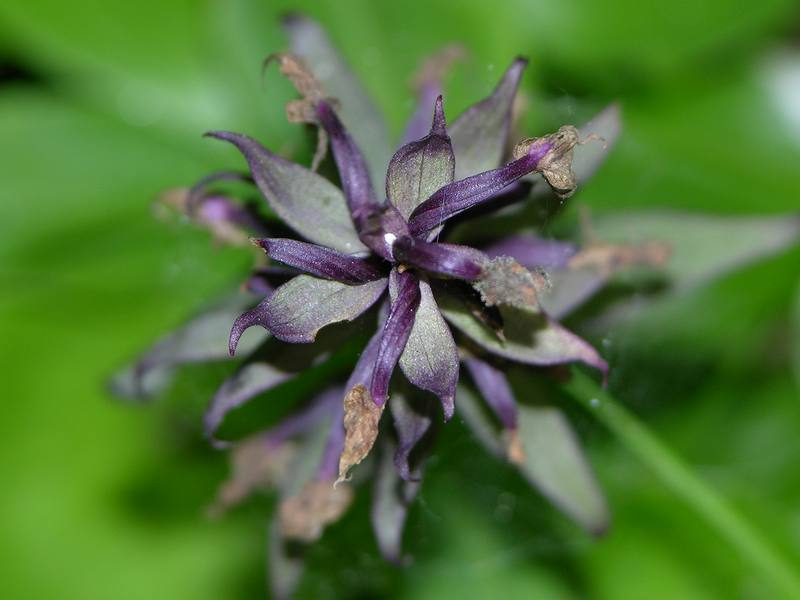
[112,14,800,598]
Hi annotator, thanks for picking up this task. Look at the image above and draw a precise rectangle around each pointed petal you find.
[205,131,365,253]
[449,58,527,179]
[387,97,455,220]
[463,358,517,429]
[370,270,421,406]
[407,136,556,236]
[267,518,305,600]
[516,405,609,535]
[254,238,383,284]
[282,14,392,187]
[572,103,622,185]
[392,236,484,280]
[484,234,577,270]
[389,389,434,480]
[540,267,609,319]
[231,275,386,346]
[371,439,422,564]
[111,293,267,401]
[314,101,380,220]
[391,278,459,420]
[437,293,607,373]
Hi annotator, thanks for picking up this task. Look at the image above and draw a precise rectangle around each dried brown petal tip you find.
[208,438,297,517]
[265,52,337,171]
[504,428,526,465]
[474,256,550,309]
[278,479,354,542]
[568,241,673,276]
[514,125,580,198]
[337,384,385,484]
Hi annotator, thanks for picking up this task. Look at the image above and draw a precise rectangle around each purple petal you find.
[437,293,607,374]
[392,236,485,281]
[258,386,342,449]
[407,141,553,236]
[541,268,609,319]
[205,131,365,253]
[449,58,527,179]
[253,238,383,285]
[392,279,459,420]
[230,275,387,348]
[390,390,433,481]
[386,96,455,220]
[282,14,392,187]
[484,234,577,270]
[463,358,517,429]
[371,439,422,564]
[370,270,421,406]
[111,293,267,401]
[314,101,380,220]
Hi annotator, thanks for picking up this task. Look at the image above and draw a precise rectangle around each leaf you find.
[258,275,387,344]
[386,97,455,220]
[371,439,422,564]
[395,279,459,420]
[516,405,609,535]
[437,293,607,373]
[282,14,392,188]
[590,211,800,290]
[110,293,267,401]
[206,131,366,253]
[449,58,527,179]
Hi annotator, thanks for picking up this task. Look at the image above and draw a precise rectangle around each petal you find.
[282,14,392,187]
[254,238,383,284]
[267,518,305,600]
[541,267,609,319]
[484,234,577,270]
[407,139,554,236]
[205,131,365,253]
[371,439,422,564]
[449,58,527,179]
[437,292,607,373]
[110,293,267,401]
[386,96,455,220]
[370,269,421,406]
[463,358,517,429]
[391,278,459,420]
[233,275,387,346]
[389,389,434,480]
[572,103,622,185]
[392,236,484,281]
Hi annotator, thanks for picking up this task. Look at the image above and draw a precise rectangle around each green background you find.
[1,0,799,598]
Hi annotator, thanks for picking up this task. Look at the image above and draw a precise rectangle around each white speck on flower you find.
[383,233,396,246]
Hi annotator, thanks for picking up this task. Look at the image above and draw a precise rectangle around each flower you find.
[111,14,800,598]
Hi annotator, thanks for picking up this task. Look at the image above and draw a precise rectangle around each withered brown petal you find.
[337,384,385,484]
[278,479,354,542]
[473,255,550,309]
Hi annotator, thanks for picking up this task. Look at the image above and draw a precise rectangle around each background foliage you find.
[1,0,799,598]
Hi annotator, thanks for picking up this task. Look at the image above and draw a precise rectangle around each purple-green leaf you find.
[386,96,455,220]
[206,131,365,253]
[392,278,459,420]
[256,275,387,344]
[449,58,527,179]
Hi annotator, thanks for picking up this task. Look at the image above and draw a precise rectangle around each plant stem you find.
[563,368,800,598]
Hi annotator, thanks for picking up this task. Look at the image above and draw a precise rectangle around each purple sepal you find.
[386,97,455,220]
[392,236,484,281]
[254,238,383,285]
[484,234,577,270]
[370,270,421,406]
[407,141,553,236]
[464,358,518,430]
